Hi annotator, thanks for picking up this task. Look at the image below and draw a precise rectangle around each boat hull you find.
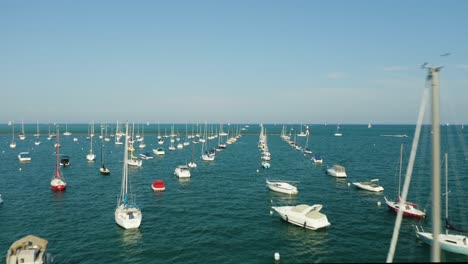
[266,180,298,195]
[416,231,468,255]
[352,182,384,192]
[384,197,425,218]
[272,205,330,230]
[50,179,66,191]
[115,205,142,229]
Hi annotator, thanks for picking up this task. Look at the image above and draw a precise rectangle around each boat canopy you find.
[9,235,48,255]
[333,165,345,172]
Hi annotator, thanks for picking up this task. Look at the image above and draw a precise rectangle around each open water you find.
[0,123,467,263]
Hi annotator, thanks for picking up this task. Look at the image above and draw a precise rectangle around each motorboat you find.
[60,156,70,166]
[261,161,271,169]
[312,154,323,164]
[153,147,165,156]
[266,179,298,195]
[271,204,331,230]
[140,152,154,160]
[174,165,191,178]
[326,165,347,178]
[352,179,384,192]
[6,235,53,264]
[151,180,165,192]
[188,161,197,168]
[18,152,31,162]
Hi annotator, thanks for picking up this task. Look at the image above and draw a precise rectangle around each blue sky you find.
[1,0,467,124]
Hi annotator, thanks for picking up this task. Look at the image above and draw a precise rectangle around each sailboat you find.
[63,123,72,136]
[303,126,312,154]
[19,120,26,140]
[86,123,96,161]
[138,125,146,149]
[99,128,110,175]
[34,121,41,145]
[50,127,66,191]
[9,121,16,149]
[387,66,465,262]
[115,122,142,229]
[201,123,215,161]
[188,143,197,168]
[384,144,425,218]
[414,153,468,255]
[334,124,342,137]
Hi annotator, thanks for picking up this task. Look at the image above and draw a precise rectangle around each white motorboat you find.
[352,179,384,192]
[312,154,323,164]
[261,161,271,168]
[115,122,142,229]
[266,179,298,195]
[272,204,331,230]
[153,147,165,156]
[188,161,197,168]
[18,152,31,162]
[140,152,154,160]
[326,165,347,178]
[6,235,53,264]
[174,165,191,178]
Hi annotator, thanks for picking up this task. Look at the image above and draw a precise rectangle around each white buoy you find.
[19,168,22,171]
[347,182,351,187]
[377,201,381,206]
[274,252,280,261]
[270,210,273,215]
[256,169,259,173]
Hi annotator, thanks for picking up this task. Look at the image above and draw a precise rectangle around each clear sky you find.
[1,0,467,124]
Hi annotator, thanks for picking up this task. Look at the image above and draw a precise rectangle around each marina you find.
[0,123,467,263]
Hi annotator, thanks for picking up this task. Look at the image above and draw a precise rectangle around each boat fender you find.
[304,222,307,228]
[285,215,288,222]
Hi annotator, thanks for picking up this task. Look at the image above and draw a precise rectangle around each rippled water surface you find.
[0,124,467,263]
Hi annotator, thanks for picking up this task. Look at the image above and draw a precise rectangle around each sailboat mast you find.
[398,144,403,196]
[122,122,129,198]
[445,152,448,231]
[429,67,442,262]
[55,127,60,178]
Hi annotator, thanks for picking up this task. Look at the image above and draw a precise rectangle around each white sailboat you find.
[334,124,342,137]
[201,122,215,161]
[115,122,142,229]
[86,123,96,161]
[10,121,16,149]
[63,123,72,136]
[414,153,468,255]
[303,126,312,154]
[34,121,41,145]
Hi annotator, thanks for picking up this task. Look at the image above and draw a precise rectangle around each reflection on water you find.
[119,228,142,247]
[177,177,191,185]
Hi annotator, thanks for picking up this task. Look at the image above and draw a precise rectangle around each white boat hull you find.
[115,204,142,229]
[266,180,297,195]
[416,230,468,255]
[352,182,384,192]
[272,204,330,230]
